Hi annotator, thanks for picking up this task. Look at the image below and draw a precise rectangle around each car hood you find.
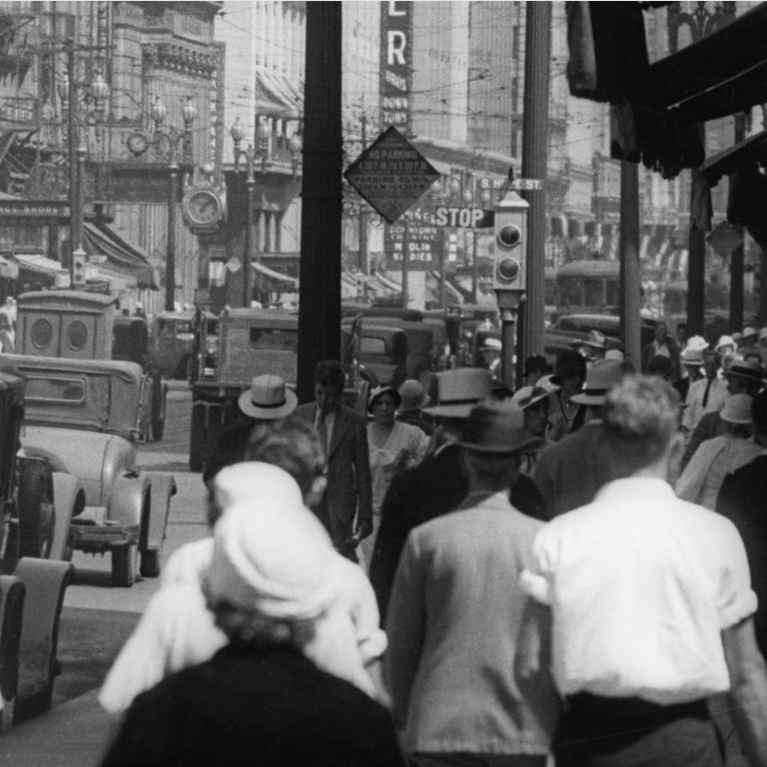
[21,425,136,508]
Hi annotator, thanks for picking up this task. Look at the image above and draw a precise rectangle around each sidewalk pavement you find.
[0,690,117,767]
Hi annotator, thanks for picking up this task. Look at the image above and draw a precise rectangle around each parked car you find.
[15,290,167,442]
[149,310,218,380]
[0,354,176,587]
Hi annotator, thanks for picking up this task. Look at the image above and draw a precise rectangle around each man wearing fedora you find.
[575,329,608,365]
[369,368,547,620]
[294,360,373,561]
[681,357,764,471]
[385,399,560,767]
[203,374,297,485]
[682,348,728,436]
[395,379,434,436]
[523,376,767,767]
[534,359,625,518]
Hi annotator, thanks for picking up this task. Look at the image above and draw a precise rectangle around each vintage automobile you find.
[0,354,176,587]
[149,310,218,380]
[15,290,167,442]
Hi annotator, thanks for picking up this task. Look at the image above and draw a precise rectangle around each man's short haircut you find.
[600,375,677,477]
[313,360,346,392]
[676,322,688,332]
[647,354,673,380]
[752,390,767,433]
[245,414,324,500]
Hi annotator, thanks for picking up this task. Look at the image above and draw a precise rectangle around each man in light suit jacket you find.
[295,360,372,561]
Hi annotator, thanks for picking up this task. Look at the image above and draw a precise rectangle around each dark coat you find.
[294,403,373,528]
[534,421,613,519]
[680,410,724,471]
[100,645,405,767]
[369,442,547,621]
[717,454,767,656]
[202,420,256,486]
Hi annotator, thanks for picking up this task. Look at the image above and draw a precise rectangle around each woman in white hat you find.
[676,394,762,510]
[362,386,429,570]
[101,493,405,767]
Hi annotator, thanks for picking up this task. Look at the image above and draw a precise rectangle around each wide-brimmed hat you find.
[457,401,543,454]
[571,359,624,406]
[681,347,704,366]
[397,379,430,413]
[238,374,297,419]
[726,359,764,386]
[550,350,587,386]
[582,330,607,350]
[716,335,736,352]
[604,349,625,362]
[720,394,754,425]
[481,337,502,352]
[203,466,339,621]
[511,385,551,410]
[742,326,758,340]
[686,335,710,352]
[367,385,402,413]
[422,368,493,419]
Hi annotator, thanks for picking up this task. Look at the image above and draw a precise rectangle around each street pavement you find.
[1,382,207,765]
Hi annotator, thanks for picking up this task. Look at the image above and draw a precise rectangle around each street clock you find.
[182,187,225,231]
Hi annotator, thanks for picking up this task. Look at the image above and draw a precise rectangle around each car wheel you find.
[18,460,55,560]
[111,543,138,587]
[140,548,161,579]
[0,501,20,574]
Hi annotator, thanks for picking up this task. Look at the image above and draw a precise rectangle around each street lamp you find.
[151,96,196,311]
[58,64,110,288]
[231,116,272,307]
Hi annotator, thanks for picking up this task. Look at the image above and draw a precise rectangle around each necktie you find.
[315,410,328,458]
[702,379,712,408]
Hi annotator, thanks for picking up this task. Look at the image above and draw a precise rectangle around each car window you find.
[249,328,298,352]
[360,337,387,355]
[25,375,86,403]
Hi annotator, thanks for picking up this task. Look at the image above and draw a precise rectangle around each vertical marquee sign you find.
[380,0,413,135]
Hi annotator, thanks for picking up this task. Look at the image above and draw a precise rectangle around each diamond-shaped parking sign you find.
[344,126,440,224]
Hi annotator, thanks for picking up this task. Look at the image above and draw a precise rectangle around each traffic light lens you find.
[497,224,521,248]
[496,257,520,282]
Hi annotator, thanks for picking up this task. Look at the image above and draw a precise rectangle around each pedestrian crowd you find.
[98,322,767,767]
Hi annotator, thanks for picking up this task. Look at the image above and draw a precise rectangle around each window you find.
[66,320,88,351]
[25,376,86,404]
[31,318,53,350]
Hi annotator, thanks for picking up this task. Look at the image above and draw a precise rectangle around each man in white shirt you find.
[682,348,728,435]
[522,376,767,767]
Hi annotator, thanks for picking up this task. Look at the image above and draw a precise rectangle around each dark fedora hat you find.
[726,359,764,386]
[456,401,543,454]
[550,350,587,386]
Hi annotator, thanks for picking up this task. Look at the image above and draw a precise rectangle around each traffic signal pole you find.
[297,3,343,403]
[519,1,551,363]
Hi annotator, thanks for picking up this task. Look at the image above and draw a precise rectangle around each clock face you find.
[184,189,223,227]
[126,132,149,156]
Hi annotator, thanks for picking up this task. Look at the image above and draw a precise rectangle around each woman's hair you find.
[211,600,318,649]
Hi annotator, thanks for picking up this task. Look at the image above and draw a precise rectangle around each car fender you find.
[141,471,176,552]
[109,472,149,529]
[50,472,85,561]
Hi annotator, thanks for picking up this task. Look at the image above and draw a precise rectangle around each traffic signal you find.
[72,248,86,287]
[493,189,529,293]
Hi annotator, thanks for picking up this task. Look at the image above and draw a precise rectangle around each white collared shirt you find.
[522,477,756,705]
[682,375,727,432]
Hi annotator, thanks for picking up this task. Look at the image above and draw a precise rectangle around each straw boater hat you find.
[720,394,754,425]
[680,347,705,366]
[511,384,554,410]
[570,359,624,407]
[397,379,430,413]
[238,374,297,419]
[457,400,543,454]
[481,337,502,352]
[422,368,493,419]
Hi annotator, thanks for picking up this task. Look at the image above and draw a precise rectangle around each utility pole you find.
[519,1,551,360]
[297,3,343,402]
[619,161,642,366]
[729,112,746,329]
[358,114,368,303]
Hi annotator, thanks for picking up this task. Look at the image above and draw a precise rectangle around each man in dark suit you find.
[295,360,372,561]
[369,368,547,620]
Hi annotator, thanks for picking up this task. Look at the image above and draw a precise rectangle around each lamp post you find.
[151,96,197,311]
[231,116,273,308]
[58,57,109,287]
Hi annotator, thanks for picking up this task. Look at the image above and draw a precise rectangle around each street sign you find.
[435,206,495,229]
[706,220,743,257]
[508,178,543,190]
[344,125,440,224]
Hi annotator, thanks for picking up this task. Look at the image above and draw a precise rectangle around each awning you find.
[252,261,299,288]
[702,128,767,185]
[12,254,69,287]
[257,65,302,116]
[83,222,157,290]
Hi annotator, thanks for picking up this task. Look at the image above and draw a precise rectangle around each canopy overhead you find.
[83,222,157,290]
[702,128,767,185]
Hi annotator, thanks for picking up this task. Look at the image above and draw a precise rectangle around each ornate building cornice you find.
[142,42,217,78]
